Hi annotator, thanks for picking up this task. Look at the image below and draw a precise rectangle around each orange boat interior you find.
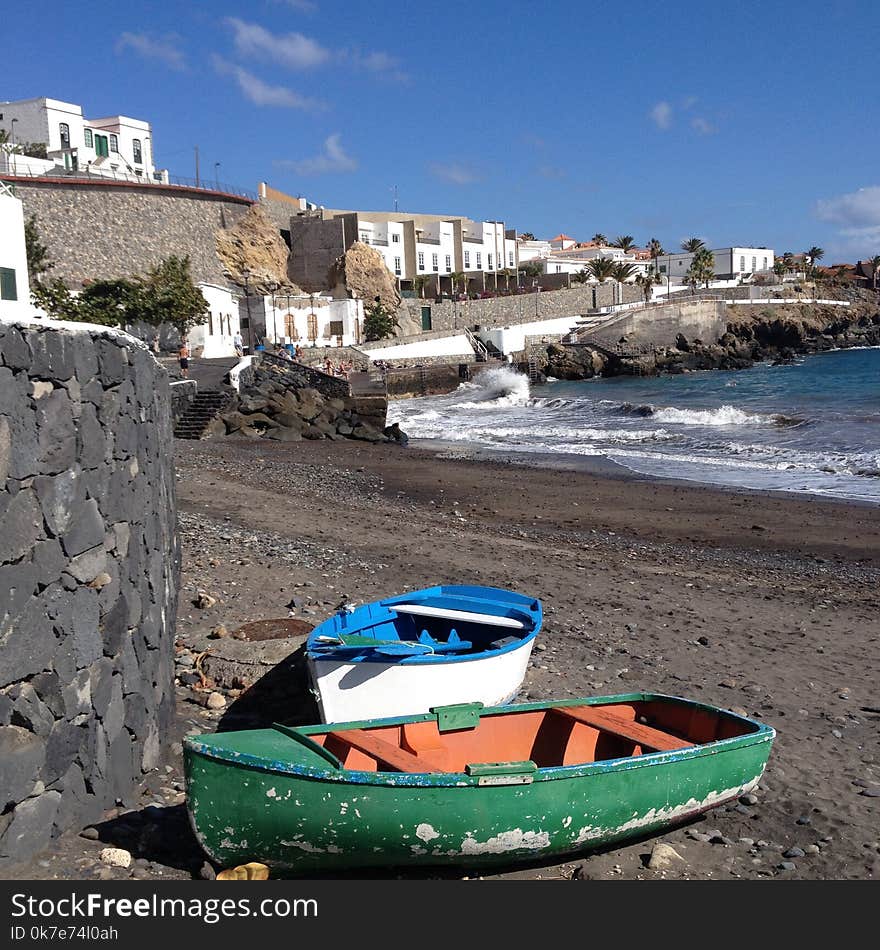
[310,700,759,774]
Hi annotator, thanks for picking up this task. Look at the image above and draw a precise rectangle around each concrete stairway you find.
[173,390,231,440]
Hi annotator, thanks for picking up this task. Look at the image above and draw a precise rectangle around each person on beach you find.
[324,357,334,375]
[294,344,303,361]
[178,339,190,378]
[233,331,244,357]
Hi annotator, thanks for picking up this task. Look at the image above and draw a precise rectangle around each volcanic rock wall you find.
[0,316,179,863]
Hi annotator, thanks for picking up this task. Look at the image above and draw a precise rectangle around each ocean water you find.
[386,348,880,504]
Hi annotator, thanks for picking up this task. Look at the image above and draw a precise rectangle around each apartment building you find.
[288,207,518,293]
[656,247,775,282]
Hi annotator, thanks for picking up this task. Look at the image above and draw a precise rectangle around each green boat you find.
[184,692,775,875]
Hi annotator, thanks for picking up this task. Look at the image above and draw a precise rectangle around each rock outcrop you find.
[216,204,301,295]
[540,291,880,380]
[328,242,400,312]
[217,358,395,444]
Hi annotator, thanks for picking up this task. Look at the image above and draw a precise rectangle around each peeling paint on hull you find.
[184,693,775,874]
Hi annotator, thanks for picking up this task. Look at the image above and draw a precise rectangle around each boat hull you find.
[185,695,774,875]
[308,639,535,722]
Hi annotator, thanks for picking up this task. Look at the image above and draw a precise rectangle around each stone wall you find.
[580,298,729,349]
[398,283,644,334]
[5,178,253,287]
[0,316,179,863]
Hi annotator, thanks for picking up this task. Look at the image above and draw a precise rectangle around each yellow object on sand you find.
[216,862,270,881]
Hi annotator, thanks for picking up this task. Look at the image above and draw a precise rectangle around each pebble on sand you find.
[206,692,227,710]
[647,843,684,870]
[99,848,132,868]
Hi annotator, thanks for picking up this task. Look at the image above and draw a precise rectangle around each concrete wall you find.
[4,178,253,287]
[0,315,179,863]
[398,282,644,333]
[580,298,728,348]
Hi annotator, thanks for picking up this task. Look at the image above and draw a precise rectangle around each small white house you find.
[247,294,365,350]
[187,283,241,358]
[0,183,32,319]
[656,247,775,282]
[0,97,166,182]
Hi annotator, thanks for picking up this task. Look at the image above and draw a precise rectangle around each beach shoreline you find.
[4,435,877,881]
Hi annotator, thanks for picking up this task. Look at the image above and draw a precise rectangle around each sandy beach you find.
[4,435,878,882]
[168,437,878,881]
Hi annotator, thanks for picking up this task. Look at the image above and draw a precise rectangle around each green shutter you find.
[0,267,18,301]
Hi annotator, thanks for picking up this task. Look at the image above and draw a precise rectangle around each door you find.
[95,135,109,157]
[421,306,432,331]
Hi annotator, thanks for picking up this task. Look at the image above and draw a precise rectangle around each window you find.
[59,123,70,149]
[418,252,425,270]
[285,313,299,340]
[751,256,756,272]
[394,257,401,275]
[132,138,142,164]
[659,264,666,273]
[476,252,482,269]
[84,129,93,148]
[740,256,745,272]
[109,134,118,153]
[763,257,768,270]
[432,253,438,271]
[445,255,451,272]
[0,267,18,301]
[488,253,493,270]
[208,312,214,335]
[464,250,470,268]
[509,251,514,267]
[555,265,561,273]
[392,233,400,243]
[359,231,370,243]
[94,134,109,157]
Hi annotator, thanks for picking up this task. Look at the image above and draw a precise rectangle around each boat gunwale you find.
[184,692,776,788]
[304,584,542,665]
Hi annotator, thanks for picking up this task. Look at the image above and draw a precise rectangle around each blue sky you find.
[4,0,880,262]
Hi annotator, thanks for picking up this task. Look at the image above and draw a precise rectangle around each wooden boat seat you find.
[328,729,445,773]
[554,706,693,753]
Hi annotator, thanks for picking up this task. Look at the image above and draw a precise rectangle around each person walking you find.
[233,330,244,357]
[178,339,191,378]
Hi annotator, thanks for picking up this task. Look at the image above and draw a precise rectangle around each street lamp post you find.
[241,267,253,353]
[214,162,220,189]
[9,118,18,174]
[267,281,279,344]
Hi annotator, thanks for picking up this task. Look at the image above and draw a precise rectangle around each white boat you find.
[305,585,543,722]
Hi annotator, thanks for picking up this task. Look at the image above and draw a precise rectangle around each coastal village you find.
[1,93,879,886]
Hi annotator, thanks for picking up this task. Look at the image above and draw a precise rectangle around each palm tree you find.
[772,259,787,281]
[635,266,662,303]
[687,247,715,289]
[412,275,430,299]
[805,246,824,275]
[592,233,608,246]
[610,262,638,282]
[647,238,664,272]
[449,270,467,298]
[681,237,705,253]
[611,235,636,252]
[586,257,617,282]
[518,232,536,242]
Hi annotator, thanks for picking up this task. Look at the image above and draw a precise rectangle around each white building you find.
[0,182,31,318]
[516,238,552,264]
[543,246,647,279]
[656,247,775,283]
[0,97,166,182]
[245,293,364,350]
[187,284,241,358]
[295,208,519,289]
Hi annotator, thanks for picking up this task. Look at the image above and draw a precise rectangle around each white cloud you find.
[649,101,672,130]
[212,56,323,109]
[115,32,186,70]
[272,0,318,11]
[225,17,330,69]
[815,186,880,258]
[681,95,698,110]
[429,163,479,185]
[691,117,716,135]
[280,134,358,175]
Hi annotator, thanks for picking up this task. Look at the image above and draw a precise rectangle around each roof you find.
[548,233,574,242]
